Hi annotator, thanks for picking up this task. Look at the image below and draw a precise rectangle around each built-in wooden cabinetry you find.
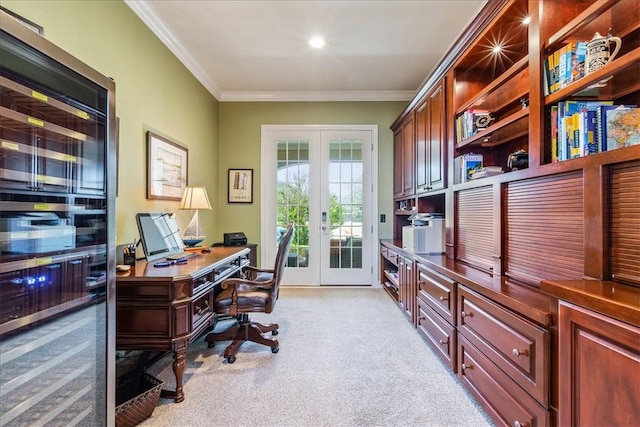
[383,0,639,425]
[415,82,445,194]
[393,112,415,199]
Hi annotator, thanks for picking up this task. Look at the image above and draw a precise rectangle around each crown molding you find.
[124,0,222,99]
[218,90,415,102]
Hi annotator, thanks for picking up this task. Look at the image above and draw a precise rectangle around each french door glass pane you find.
[276,139,309,268]
[329,138,363,269]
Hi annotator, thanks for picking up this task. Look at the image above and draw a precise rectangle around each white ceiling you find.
[125,0,486,102]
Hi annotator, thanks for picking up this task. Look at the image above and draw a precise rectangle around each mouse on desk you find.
[201,248,211,253]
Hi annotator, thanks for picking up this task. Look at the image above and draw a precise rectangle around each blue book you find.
[584,110,598,155]
[606,106,640,150]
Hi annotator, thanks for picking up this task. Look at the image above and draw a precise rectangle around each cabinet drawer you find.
[417,263,456,325]
[417,298,456,371]
[458,286,550,406]
[387,249,398,265]
[380,246,388,258]
[192,288,215,334]
[458,335,550,427]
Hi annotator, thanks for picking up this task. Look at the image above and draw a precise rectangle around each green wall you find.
[2,0,219,246]
[2,1,406,254]
[217,101,406,250]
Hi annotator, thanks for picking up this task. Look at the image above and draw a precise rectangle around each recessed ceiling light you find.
[308,37,326,49]
[522,16,531,25]
[492,45,502,54]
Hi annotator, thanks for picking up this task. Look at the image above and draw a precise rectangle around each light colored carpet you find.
[141,287,493,427]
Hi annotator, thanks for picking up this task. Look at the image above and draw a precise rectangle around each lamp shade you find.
[179,186,212,210]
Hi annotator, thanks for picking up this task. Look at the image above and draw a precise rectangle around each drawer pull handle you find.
[461,363,472,371]
[439,296,448,301]
[461,311,471,318]
[512,349,528,358]
[514,422,528,427]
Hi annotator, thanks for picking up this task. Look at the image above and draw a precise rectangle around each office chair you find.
[206,223,294,363]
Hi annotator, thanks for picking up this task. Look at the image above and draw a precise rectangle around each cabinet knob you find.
[514,421,528,427]
[512,349,528,357]
[439,296,448,301]
[438,339,447,345]
[461,311,471,318]
[461,363,472,371]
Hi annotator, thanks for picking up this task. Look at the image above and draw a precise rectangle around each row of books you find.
[550,101,639,162]
[545,41,587,95]
[455,109,493,143]
[454,153,505,183]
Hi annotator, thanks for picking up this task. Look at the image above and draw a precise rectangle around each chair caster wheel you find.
[272,330,279,336]
[272,347,279,354]
[227,355,236,363]
[207,342,215,348]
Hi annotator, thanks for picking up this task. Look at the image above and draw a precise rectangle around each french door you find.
[261,125,377,285]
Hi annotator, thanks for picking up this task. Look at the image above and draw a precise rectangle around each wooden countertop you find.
[540,279,640,327]
[381,239,555,326]
[116,246,250,282]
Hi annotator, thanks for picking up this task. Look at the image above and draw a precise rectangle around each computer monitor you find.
[135,213,184,262]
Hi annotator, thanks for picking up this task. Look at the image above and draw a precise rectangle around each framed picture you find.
[147,131,188,200]
[228,169,253,203]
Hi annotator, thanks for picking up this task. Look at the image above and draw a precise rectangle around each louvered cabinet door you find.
[456,186,494,273]
[609,161,640,286]
[504,172,584,285]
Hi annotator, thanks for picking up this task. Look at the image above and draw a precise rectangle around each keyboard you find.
[166,252,196,261]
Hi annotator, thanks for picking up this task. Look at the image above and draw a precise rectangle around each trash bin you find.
[115,371,163,427]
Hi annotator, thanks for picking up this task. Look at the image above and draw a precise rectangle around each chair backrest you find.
[271,223,294,300]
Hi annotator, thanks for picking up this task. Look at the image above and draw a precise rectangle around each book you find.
[569,41,587,83]
[550,105,559,162]
[584,110,598,155]
[596,104,634,151]
[606,106,640,150]
[454,153,483,183]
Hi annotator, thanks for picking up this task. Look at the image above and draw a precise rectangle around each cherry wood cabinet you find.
[384,0,639,424]
[393,113,415,199]
[416,262,457,370]
[398,254,416,325]
[556,301,639,427]
[415,81,445,194]
[380,244,399,302]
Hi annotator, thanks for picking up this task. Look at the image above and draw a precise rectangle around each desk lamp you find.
[179,186,212,247]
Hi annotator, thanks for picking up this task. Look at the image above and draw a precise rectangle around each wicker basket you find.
[116,371,163,427]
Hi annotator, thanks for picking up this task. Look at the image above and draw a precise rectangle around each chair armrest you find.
[220,277,276,315]
[221,277,275,290]
[245,265,275,274]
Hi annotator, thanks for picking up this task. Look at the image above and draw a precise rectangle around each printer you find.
[224,232,247,246]
[402,213,444,254]
[0,212,76,254]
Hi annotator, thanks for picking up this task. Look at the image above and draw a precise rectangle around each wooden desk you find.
[116,246,250,402]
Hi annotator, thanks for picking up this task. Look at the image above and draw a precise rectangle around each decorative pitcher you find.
[585,31,622,74]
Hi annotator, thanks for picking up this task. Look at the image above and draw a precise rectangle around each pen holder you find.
[123,247,136,267]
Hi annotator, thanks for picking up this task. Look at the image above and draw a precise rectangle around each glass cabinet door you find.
[1,16,114,427]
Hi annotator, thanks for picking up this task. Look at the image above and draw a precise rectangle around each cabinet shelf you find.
[545,47,640,105]
[0,106,93,144]
[0,76,99,124]
[547,0,629,49]
[456,56,529,116]
[456,107,529,149]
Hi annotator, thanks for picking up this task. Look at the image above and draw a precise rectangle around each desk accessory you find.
[179,186,212,247]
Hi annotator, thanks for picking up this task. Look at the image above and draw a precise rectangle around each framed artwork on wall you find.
[228,168,253,203]
[146,131,188,201]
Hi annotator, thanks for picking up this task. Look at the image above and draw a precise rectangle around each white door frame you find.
[260,124,379,286]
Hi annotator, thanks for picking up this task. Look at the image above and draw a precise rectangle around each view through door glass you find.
[265,126,374,285]
[277,139,310,270]
[327,138,363,270]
